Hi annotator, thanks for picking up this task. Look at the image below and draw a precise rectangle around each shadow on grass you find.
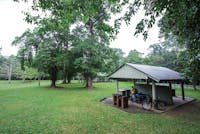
[42,83,99,92]
[164,100,200,122]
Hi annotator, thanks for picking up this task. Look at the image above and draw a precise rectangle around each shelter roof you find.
[108,63,183,82]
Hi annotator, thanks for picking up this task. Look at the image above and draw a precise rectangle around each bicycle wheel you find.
[142,101,152,110]
[156,102,166,110]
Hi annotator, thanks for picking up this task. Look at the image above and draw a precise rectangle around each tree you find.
[144,36,180,69]
[68,1,124,88]
[0,48,4,67]
[124,49,144,64]
[61,51,77,84]
[157,1,200,88]
[123,0,200,41]
[103,48,125,75]
[12,28,41,70]
[0,55,19,82]
[0,55,8,80]
[123,0,200,87]
[16,66,38,81]
[71,25,112,88]
[35,42,57,87]
[12,28,50,85]
[13,16,75,87]
[177,51,200,90]
[15,0,127,88]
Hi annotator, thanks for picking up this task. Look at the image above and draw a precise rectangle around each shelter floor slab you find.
[101,96,195,114]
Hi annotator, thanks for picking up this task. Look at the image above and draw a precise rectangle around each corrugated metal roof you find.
[109,63,183,82]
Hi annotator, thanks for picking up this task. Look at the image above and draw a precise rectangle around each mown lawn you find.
[0,80,200,134]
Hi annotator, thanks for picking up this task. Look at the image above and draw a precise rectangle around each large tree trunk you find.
[51,79,56,88]
[67,77,71,84]
[85,76,93,88]
[63,77,67,84]
[50,67,57,88]
[84,19,94,89]
[63,72,72,84]
[67,73,72,84]
[67,78,71,84]
[62,63,67,84]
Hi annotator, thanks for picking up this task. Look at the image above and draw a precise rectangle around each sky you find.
[0,0,160,57]
[110,11,160,56]
[0,0,33,56]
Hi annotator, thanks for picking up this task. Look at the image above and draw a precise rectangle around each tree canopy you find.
[11,0,200,88]
[123,0,200,87]
[13,0,124,88]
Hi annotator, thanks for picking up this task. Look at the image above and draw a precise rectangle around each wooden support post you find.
[133,79,136,86]
[116,80,119,93]
[152,81,156,103]
[169,82,172,90]
[169,82,173,104]
[147,79,149,85]
[169,82,172,96]
[181,82,185,100]
[113,94,117,105]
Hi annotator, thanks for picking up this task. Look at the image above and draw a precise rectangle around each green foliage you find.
[15,0,199,88]
[16,66,38,80]
[157,1,200,85]
[124,49,144,64]
[12,29,41,70]
[144,40,179,70]
[103,48,125,74]
[71,30,111,79]
[177,51,200,89]
[124,0,200,86]
[15,0,125,88]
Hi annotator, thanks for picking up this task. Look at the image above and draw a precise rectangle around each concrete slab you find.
[165,96,195,111]
[101,96,195,114]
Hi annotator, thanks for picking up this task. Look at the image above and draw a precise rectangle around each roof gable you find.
[109,63,183,82]
[109,64,148,80]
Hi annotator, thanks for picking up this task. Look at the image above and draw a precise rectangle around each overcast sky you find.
[0,0,160,56]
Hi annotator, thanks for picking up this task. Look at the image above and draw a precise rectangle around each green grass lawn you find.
[0,80,200,134]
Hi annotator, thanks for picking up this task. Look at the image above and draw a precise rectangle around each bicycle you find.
[142,96,167,110]
[141,94,152,110]
[154,99,167,110]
